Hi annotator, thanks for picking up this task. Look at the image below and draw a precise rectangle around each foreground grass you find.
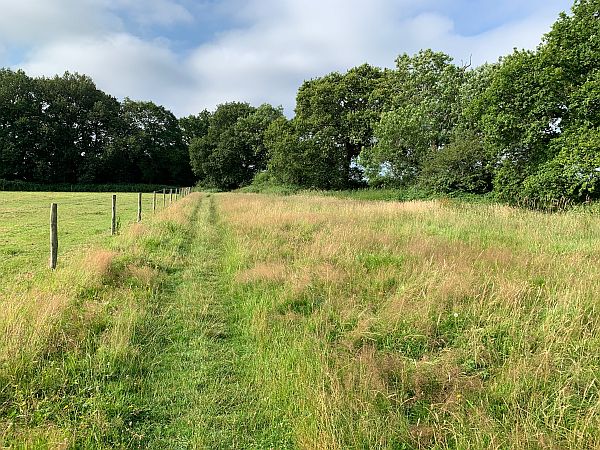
[217,193,600,448]
[0,193,219,446]
[2,191,600,448]
[0,192,290,448]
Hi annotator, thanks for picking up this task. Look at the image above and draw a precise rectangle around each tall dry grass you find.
[218,192,600,449]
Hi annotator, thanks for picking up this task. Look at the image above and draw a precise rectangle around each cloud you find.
[0,0,193,45]
[182,0,570,115]
[0,0,120,44]
[105,0,194,27]
[22,33,195,107]
[3,0,573,117]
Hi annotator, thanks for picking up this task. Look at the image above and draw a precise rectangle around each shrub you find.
[419,131,494,194]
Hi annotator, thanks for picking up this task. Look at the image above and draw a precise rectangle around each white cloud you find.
[21,33,195,107]
[0,0,193,45]
[104,0,194,26]
[0,0,120,44]
[3,0,572,117]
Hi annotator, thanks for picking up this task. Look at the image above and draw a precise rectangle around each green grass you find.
[2,191,600,448]
[0,191,178,282]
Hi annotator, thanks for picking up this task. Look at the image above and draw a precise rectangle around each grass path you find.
[132,195,284,449]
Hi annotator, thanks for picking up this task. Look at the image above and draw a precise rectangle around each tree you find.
[265,116,338,188]
[179,110,211,147]
[522,127,600,205]
[115,99,192,184]
[39,72,122,183]
[235,104,284,174]
[419,129,494,194]
[474,0,600,202]
[362,50,466,185]
[289,64,382,188]
[189,102,257,189]
[0,69,43,181]
[474,50,565,200]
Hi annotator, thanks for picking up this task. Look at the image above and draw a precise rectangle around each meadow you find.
[1,191,599,448]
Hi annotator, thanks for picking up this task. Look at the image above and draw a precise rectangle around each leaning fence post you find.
[50,203,58,269]
[111,195,117,235]
[153,191,157,213]
[137,193,142,222]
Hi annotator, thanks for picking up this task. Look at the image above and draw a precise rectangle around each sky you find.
[0,0,574,117]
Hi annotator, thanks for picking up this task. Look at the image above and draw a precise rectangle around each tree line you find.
[1,0,598,206]
[0,71,194,186]
[185,0,599,206]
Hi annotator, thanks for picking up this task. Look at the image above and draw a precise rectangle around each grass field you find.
[1,191,600,448]
[0,191,176,284]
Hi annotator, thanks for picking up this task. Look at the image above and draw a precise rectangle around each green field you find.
[1,191,600,448]
[0,191,176,283]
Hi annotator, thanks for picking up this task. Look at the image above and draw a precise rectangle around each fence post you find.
[153,191,157,213]
[137,193,142,222]
[111,195,117,235]
[50,203,58,269]
[170,189,173,203]
[163,188,166,207]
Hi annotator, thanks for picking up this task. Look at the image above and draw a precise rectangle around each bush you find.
[419,131,494,194]
[0,180,181,193]
[238,171,301,195]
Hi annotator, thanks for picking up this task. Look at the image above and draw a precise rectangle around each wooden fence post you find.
[163,188,166,207]
[170,189,173,203]
[50,203,58,269]
[137,193,142,222]
[153,191,157,213]
[111,195,117,235]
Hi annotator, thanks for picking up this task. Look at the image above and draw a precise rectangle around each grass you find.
[216,193,600,448]
[0,191,178,282]
[1,190,600,448]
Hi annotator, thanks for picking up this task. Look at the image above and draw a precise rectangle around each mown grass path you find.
[132,195,282,449]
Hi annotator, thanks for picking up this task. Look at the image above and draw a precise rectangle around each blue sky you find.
[0,0,573,117]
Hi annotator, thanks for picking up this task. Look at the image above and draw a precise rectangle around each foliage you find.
[419,130,494,194]
[480,0,600,202]
[521,127,600,206]
[118,99,193,185]
[0,70,194,186]
[287,64,383,188]
[362,50,467,184]
[179,109,211,146]
[189,102,282,190]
